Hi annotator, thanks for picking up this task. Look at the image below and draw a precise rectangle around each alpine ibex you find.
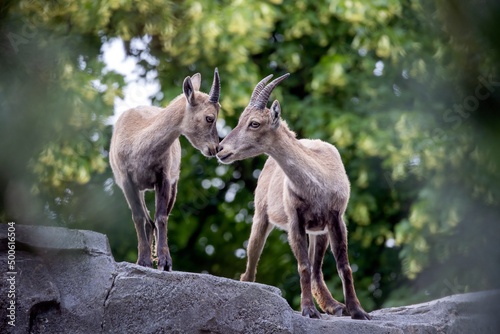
[110,68,221,271]
[217,74,370,320]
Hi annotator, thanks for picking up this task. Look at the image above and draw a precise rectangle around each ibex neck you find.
[267,126,324,192]
[143,97,186,154]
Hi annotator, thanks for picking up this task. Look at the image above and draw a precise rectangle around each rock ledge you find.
[1,224,498,333]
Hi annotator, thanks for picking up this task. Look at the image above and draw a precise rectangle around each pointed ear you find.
[183,76,196,106]
[191,73,201,91]
[270,100,281,130]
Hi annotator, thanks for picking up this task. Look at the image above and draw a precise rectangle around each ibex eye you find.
[206,116,215,123]
[249,121,260,129]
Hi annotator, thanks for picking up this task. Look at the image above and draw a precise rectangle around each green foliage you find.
[1,0,499,312]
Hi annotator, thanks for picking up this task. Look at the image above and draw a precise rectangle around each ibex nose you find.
[208,145,220,157]
[216,145,223,153]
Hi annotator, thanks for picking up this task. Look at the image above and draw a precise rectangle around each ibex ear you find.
[183,76,196,106]
[191,73,201,91]
[270,100,281,130]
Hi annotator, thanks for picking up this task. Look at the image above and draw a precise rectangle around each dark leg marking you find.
[155,172,172,271]
[290,210,321,319]
[123,174,153,268]
[141,194,155,255]
[309,233,348,316]
[329,211,371,320]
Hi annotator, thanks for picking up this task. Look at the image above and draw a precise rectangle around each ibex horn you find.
[208,67,220,103]
[249,74,273,106]
[252,73,290,110]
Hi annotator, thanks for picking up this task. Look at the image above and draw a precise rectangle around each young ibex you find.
[217,74,370,320]
[110,68,221,271]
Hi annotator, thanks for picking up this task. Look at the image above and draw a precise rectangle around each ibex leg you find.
[289,211,321,318]
[241,208,272,282]
[309,233,348,316]
[123,177,153,268]
[329,211,371,320]
[155,173,173,271]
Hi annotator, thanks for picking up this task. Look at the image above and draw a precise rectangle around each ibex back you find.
[217,73,370,320]
[110,69,221,270]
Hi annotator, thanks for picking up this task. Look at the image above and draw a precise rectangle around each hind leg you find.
[123,179,153,268]
[140,193,155,254]
[155,174,172,271]
[328,212,371,320]
[309,233,348,316]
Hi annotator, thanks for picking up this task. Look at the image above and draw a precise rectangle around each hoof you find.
[301,305,322,319]
[324,302,348,316]
[157,258,172,271]
[240,273,254,282]
[137,258,153,268]
[350,305,371,320]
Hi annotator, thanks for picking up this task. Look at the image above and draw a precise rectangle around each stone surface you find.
[1,224,499,333]
[0,224,115,334]
[102,263,294,334]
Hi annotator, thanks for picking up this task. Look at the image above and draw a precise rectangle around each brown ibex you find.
[110,68,221,271]
[217,74,370,320]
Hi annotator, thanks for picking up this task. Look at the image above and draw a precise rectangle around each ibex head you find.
[181,68,221,157]
[217,73,290,164]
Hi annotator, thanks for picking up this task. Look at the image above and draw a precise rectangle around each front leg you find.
[240,207,273,282]
[155,173,173,271]
[289,210,322,319]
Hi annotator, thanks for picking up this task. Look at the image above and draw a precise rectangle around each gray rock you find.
[0,224,115,334]
[368,290,500,334]
[0,251,60,333]
[1,224,499,334]
[102,262,294,334]
[1,224,112,256]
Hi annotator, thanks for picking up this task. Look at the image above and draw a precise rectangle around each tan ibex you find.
[217,73,370,320]
[110,68,221,271]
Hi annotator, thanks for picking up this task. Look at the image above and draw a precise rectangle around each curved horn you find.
[253,73,290,110]
[208,67,220,103]
[249,74,273,106]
